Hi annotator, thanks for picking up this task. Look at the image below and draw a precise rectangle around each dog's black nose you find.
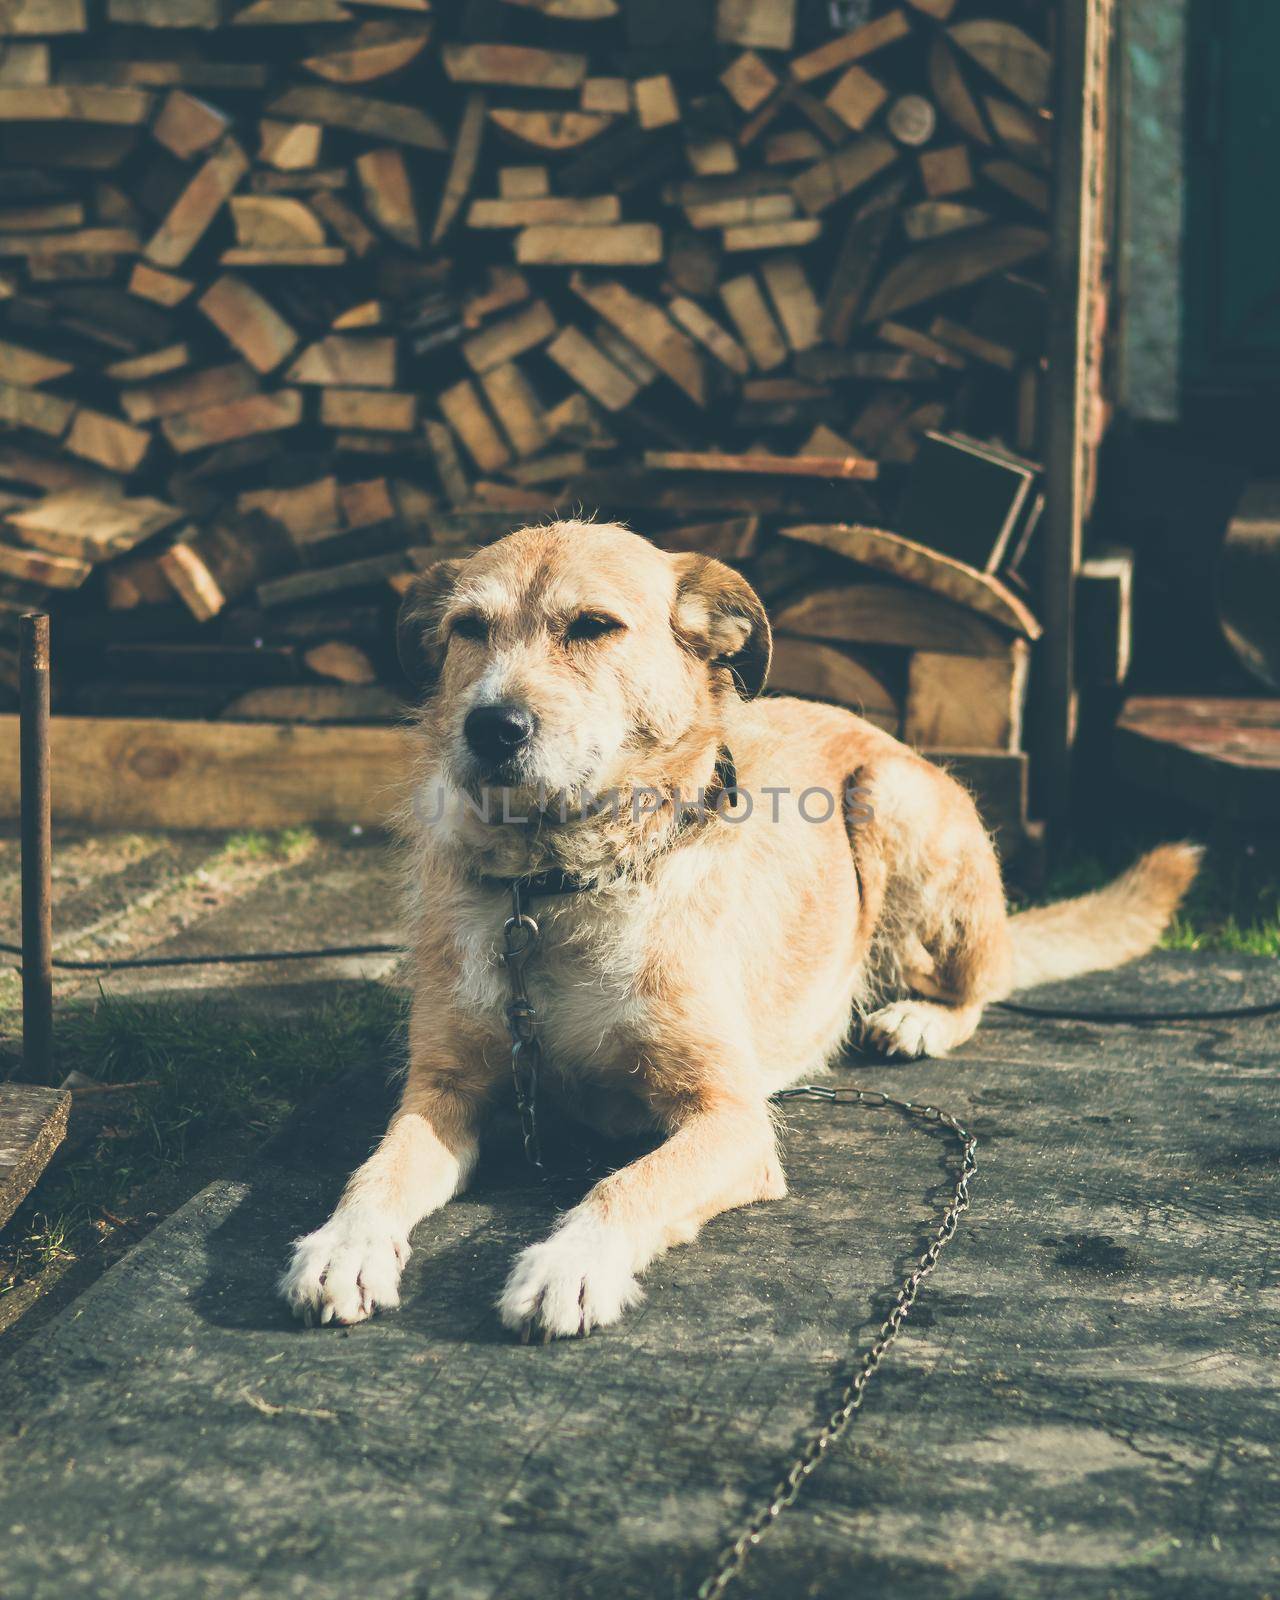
[464,703,536,764]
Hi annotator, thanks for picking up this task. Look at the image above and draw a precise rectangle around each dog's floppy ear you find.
[672,552,772,699]
[396,559,463,692]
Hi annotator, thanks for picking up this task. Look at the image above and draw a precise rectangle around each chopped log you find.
[239,475,340,544]
[259,119,323,169]
[719,272,787,371]
[580,77,628,114]
[763,128,823,165]
[430,89,485,246]
[487,109,611,150]
[984,94,1050,168]
[509,449,587,485]
[886,93,936,146]
[516,222,662,266]
[232,0,353,23]
[319,388,415,431]
[461,298,556,374]
[128,262,193,305]
[904,640,1029,750]
[719,51,777,113]
[0,339,71,385]
[644,450,877,481]
[221,684,401,722]
[0,0,85,33]
[790,9,910,82]
[774,582,1007,656]
[906,0,955,15]
[767,637,898,730]
[121,361,257,423]
[760,253,820,350]
[468,195,620,227]
[221,245,346,267]
[948,19,1051,110]
[571,274,706,406]
[982,158,1049,213]
[268,85,447,150]
[230,195,325,247]
[684,191,794,230]
[105,343,190,382]
[791,133,896,214]
[287,335,395,387]
[355,147,421,248]
[438,379,510,472]
[144,136,249,268]
[820,176,907,344]
[0,85,148,122]
[199,274,298,372]
[919,143,973,196]
[927,36,990,146]
[257,550,407,607]
[667,295,750,376]
[0,224,138,257]
[498,167,549,200]
[423,418,470,504]
[304,639,377,683]
[479,361,548,456]
[5,491,180,560]
[151,90,229,159]
[861,224,1048,322]
[878,320,965,369]
[715,0,796,51]
[0,538,90,587]
[544,326,638,412]
[161,389,302,452]
[302,29,431,84]
[0,382,69,440]
[501,0,616,16]
[901,199,990,240]
[655,516,760,560]
[825,64,889,133]
[633,74,679,131]
[0,198,83,231]
[310,190,375,256]
[779,523,1040,637]
[686,137,737,178]
[927,314,1015,371]
[442,43,586,89]
[65,408,150,472]
[796,346,938,381]
[722,217,820,251]
[160,512,294,620]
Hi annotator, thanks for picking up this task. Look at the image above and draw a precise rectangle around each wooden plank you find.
[633,74,679,130]
[430,89,485,246]
[779,523,1041,638]
[0,1084,70,1233]
[904,640,1030,751]
[143,136,249,267]
[0,85,148,122]
[468,195,619,227]
[667,296,750,376]
[516,223,661,266]
[861,224,1048,322]
[544,326,638,412]
[461,298,556,374]
[718,272,787,371]
[821,177,907,344]
[0,0,85,33]
[268,85,446,150]
[791,133,896,214]
[65,409,150,472]
[790,8,911,82]
[0,225,138,257]
[257,551,407,607]
[1115,697,1280,820]
[161,389,301,452]
[715,0,796,51]
[423,418,470,505]
[498,167,549,199]
[0,714,411,827]
[199,274,298,372]
[758,254,820,351]
[774,583,1008,656]
[128,262,193,306]
[121,361,257,423]
[5,492,180,561]
[442,43,586,89]
[766,637,898,731]
[0,539,90,587]
[319,388,415,432]
[222,684,401,722]
[901,200,990,241]
[570,274,706,406]
[479,361,548,456]
[0,380,72,437]
[287,335,395,387]
[438,379,510,472]
[644,450,877,481]
[354,146,420,248]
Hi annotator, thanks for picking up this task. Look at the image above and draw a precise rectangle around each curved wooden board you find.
[927,35,989,145]
[773,582,1008,657]
[779,523,1042,639]
[948,19,1051,110]
[766,637,899,730]
[488,108,612,150]
[860,223,1047,322]
[303,32,431,85]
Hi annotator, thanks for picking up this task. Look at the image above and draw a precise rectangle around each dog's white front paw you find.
[498,1213,642,1340]
[279,1209,409,1327]
[863,1001,949,1060]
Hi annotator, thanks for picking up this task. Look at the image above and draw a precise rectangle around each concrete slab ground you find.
[0,953,1277,1600]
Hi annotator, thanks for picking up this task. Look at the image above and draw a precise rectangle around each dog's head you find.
[397,519,770,808]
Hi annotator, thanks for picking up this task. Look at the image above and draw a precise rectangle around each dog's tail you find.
[1005,842,1202,994]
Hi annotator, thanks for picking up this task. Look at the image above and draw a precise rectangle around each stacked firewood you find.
[0,0,1053,759]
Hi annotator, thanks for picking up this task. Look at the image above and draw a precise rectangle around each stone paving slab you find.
[0,953,1277,1600]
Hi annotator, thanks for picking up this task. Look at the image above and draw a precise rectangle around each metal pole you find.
[19,612,52,1080]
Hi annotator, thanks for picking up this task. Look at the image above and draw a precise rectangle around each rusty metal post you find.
[19,612,52,1080]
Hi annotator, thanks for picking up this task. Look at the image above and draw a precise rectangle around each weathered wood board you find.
[0,1083,71,1231]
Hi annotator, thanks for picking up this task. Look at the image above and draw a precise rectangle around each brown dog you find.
[280,519,1198,1338]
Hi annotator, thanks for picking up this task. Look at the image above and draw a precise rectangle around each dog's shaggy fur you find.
[281,520,1199,1337]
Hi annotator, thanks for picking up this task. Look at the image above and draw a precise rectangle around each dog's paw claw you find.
[499,1214,641,1340]
[279,1210,408,1328]
[862,1001,951,1061]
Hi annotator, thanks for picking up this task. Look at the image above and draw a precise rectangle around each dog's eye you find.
[450,614,488,643]
[564,612,624,643]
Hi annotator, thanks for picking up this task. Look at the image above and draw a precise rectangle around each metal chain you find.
[694,1084,978,1600]
[500,882,544,1170]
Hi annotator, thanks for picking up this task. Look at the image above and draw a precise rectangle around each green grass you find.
[1,983,405,1304]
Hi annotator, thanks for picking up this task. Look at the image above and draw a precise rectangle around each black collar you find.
[478,745,738,901]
